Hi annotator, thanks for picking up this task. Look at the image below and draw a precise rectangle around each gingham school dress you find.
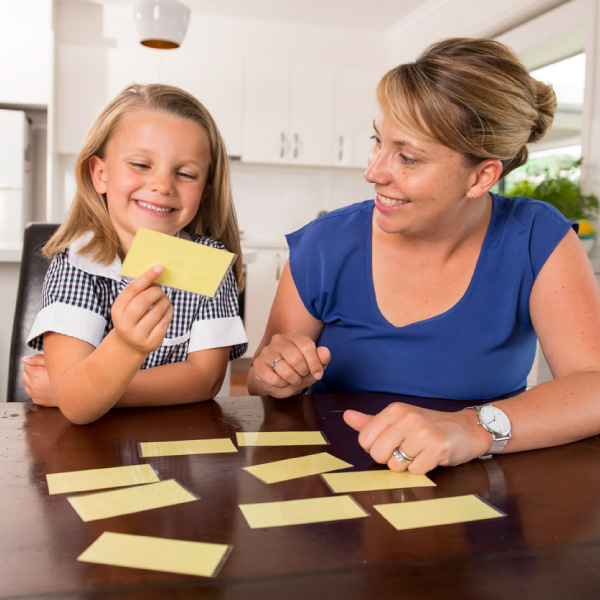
[27,230,248,367]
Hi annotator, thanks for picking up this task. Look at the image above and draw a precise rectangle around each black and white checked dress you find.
[28,231,248,368]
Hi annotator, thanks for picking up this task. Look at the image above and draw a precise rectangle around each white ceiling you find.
[90,0,425,32]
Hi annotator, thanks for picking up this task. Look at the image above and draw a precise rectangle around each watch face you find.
[479,405,511,436]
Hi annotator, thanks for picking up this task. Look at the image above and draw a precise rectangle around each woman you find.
[247,38,600,474]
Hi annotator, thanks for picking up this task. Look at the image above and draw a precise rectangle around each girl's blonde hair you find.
[377,37,557,178]
[45,83,244,290]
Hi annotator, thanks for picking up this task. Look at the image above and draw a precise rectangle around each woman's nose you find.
[364,150,390,185]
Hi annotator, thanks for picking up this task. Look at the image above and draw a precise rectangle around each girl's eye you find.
[177,171,197,180]
[130,162,149,170]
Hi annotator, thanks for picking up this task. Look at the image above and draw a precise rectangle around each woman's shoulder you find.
[494,193,572,227]
[287,200,373,241]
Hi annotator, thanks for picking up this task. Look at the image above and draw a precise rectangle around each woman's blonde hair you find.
[377,37,557,178]
[45,83,244,290]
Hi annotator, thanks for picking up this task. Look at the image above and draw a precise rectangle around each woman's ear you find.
[467,159,503,198]
[89,155,108,194]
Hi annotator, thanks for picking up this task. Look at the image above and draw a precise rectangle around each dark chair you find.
[7,223,59,402]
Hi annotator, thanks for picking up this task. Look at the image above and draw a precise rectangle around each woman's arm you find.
[345,229,600,473]
[247,261,330,398]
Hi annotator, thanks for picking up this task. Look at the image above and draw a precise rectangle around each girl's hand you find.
[251,331,331,398]
[343,403,490,474]
[111,266,174,356]
[21,354,57,406]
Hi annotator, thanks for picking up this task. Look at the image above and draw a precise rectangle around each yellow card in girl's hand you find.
[120,228,236,297]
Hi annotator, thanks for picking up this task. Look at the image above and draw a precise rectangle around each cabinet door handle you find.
[280,132,286,158]
[338,135,344,161]
[293,132,299,159]
[275,252,282,280]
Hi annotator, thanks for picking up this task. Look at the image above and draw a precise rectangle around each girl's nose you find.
[150,171,174,195]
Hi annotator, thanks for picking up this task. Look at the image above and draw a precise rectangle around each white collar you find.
[68,229,192,281]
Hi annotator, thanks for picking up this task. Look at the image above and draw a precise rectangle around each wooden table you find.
[2,393,600,599]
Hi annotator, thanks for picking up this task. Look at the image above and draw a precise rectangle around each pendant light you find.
[133,0,191,49]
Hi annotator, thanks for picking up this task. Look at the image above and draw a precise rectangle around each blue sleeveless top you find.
[286,195,575,399]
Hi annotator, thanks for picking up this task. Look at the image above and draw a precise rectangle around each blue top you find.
[286,195,576,399]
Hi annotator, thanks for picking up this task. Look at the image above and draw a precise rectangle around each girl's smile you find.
[89,110,211,254]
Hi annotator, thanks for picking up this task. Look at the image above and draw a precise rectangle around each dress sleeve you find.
[27,251,109,351]
[188,246,248,360]
[528,201,578,278]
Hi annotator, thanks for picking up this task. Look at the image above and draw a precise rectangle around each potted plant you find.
[506,158,599,253]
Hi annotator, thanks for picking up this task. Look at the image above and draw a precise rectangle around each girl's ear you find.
[89,155,108,194]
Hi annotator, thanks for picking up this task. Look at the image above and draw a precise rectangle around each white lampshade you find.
[133,0,191,49]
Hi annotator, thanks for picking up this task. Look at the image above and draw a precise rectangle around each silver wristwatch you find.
[466,404,511,459]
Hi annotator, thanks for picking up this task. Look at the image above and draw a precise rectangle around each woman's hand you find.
[343,403,491,474]
[111,265,174,356]
[251,331,331,398]
[21,354,56,406]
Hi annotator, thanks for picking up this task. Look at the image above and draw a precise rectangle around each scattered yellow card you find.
[374,494,505,531]
[139,438,237,457]
[46,464,160,495]
[239,495,369,528]
[243,452,352,484]
[120,227,236,297]
[321,470,436,494]
[236,431,328,446]
[67,479,197,522]
[78,532,230,578]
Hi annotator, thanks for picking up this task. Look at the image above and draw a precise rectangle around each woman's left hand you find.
[343,403,490,474]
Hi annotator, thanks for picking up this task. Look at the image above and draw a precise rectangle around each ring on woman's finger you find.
[392,447,414,464]
[270,357,283,369]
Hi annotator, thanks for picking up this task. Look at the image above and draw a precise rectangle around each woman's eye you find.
[370,135,382,146]
[399,153,416,165]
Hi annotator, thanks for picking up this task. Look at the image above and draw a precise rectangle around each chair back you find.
[7,223,59,402]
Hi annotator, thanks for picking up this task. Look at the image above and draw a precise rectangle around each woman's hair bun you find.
[528,79,557,144]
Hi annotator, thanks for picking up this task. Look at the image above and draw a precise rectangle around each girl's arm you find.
[247,261,330,398]
[44,266,173,424]
[345,229,600,473]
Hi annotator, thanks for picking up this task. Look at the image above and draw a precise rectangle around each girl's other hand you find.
[22,354,57,406]
[252,331,331,398]
[111,265,174,355]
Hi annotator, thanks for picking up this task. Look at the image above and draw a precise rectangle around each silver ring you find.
[393,447,414,464]
[270,357,282,369]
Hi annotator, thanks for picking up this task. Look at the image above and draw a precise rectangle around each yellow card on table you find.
[67,479,197,522]
[236,431,328,447]
[139,438,237,457]
[239,494,369,528]
[321,470,436,494]
[78,532,230,578]
[374,494,505,531]
[243,451,352,484]
[46,464,160,495]
[120,227,236,297]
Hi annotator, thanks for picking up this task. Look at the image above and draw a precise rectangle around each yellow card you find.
[67,479,197,522]
[78,532,230,578]
[46,464,160,495]
[120,228,236,297]
[236,431,328,446]
[243,452,352,484]
[374,494,505,531]
[139,438,237,457]
[321,470,436,493]
[239,495,369,528]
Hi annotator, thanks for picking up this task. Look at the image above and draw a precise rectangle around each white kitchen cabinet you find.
[334,68,381,168]
[0,0,52,107]
[243,247,289,357]
[242,61,335,166]
[107,46,161,101]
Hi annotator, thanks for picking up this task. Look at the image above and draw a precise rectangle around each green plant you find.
[506,158,599,222]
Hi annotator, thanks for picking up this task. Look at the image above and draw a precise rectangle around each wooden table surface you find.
[2,393,600,599]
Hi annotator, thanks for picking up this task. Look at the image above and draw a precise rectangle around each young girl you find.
[23,83,248,424]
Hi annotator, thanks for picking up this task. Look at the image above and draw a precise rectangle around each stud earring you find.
[469,192,475,197]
